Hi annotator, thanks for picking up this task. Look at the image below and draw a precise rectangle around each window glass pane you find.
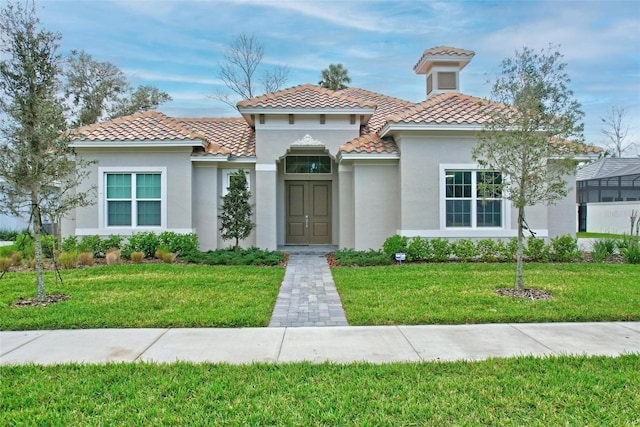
[446,200,471,227]
[106,174,131,199]
[286,156,331,174]
[477,171,502,198]
[107,201,131,226]
[136,174,161,199]
[137,201,161,226]
[446,171,471,198]
[477,200,502,227]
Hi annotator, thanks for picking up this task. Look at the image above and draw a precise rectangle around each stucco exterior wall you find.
[586,201,640,234]
[73,147,194,236]
[353,161,399,250]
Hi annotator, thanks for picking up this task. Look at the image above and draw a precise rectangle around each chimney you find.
[413,47,475,99]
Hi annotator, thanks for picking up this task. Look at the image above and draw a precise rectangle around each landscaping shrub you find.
[621,240,640,264]
[13,233,34,259]
[591,238,617,263]
[476,239,499,262]
[0,257,10,272]
[10,251,22,266]
[61,235,78,252]
[430,238,452,262]
[130,251,145,264]
[155,246,171,260]
[0,244,15,258]
[452,239,477,262]
[78,252,94,266]
[0,228,22,241]
[202,247,285,266]
[332,249,392,266]
[158,231,199,257]
[58,251,78,269]
[406,237,430,262]
[382,235,408,258]
[122,232,159,259]
[79,235,102,258]
[549,235,582,262]
[525,237,550,262]
[100,235,123,255]
[496,238,518,262]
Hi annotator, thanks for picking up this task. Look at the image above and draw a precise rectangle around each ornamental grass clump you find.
[105,249,121,265]
[78,252,94,266]
[130,251,145,264]
[58,251,78,269]
[0,257,10,272]
[591,238,617,263]
[162,252,177,264]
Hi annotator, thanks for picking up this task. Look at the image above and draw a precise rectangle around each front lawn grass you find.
[333,263,640,325]
[0,264,284,330]
[1,355,638,425]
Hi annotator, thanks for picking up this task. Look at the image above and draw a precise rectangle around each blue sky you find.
[26,0,640,151]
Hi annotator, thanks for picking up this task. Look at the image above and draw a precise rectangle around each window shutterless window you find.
[445,170,502,228]
[106,173,161,227]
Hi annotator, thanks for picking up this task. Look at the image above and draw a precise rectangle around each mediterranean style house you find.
[65,46,595,251]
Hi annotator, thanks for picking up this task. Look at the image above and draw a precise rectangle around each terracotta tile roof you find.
[338,87,414,134]
[414,46,475,70]
[176,117,255,157]
[339,134,398,155]
[386,92,502,126]
[72,110,207,143]
[236,84,376,109]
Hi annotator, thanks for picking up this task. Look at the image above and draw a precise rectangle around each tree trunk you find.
[235,237,239,253]
[516,206,525,290]
[32,196,46,302]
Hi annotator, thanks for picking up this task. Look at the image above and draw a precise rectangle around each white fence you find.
[586,201,640,234]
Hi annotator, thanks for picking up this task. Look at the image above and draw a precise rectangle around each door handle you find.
[305,215,309,229]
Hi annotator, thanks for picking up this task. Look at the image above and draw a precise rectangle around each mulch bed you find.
[11,293,70,307]
[495,288,554,300]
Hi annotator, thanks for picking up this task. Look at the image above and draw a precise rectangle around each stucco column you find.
[338,163,354,249]
[255,164,278,250]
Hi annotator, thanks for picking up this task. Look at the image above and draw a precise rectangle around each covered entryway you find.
[286,181,331,244]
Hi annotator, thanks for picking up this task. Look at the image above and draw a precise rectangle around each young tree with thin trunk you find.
[601,106,635,158]
[219,170,254,252]
[0,2,94,301]
[472,45,584,290]
[318,63,351,90]
[211,33,289,108]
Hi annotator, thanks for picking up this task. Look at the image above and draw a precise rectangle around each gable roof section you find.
[339,134,399,157]
[577,158,640,181]
[176,117,255,157]
[382,92,499,132]
[338,87,414,134]
[71,110,207,146]
[236,84,377,110]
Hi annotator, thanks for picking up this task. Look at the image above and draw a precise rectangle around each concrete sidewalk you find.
[2,322,639,365]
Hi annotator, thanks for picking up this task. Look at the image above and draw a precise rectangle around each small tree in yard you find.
[472,45,585,290]
[0,2,94,302]
[219,170,254,252]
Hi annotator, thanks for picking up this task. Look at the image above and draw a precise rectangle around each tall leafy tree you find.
[0,2,94,301]
[212,33,289,108]
[318,63,351,90]
[219,170,254,252]
[64,50,172,126]
[472,45,584,290]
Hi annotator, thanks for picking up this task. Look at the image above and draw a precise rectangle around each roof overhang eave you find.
[237,106,376,115]
[338,152,400,162]
[70,139,206,149]
[380,122,484,136]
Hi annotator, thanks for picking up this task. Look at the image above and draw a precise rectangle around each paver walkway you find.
[269,253,348,327]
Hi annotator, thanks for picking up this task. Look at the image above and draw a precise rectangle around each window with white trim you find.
[106,172,162,227]
[445,170,503,228]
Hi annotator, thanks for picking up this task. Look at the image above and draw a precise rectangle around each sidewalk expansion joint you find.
[134,328,171,361]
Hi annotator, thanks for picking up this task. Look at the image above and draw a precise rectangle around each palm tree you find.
[318,64,351,90]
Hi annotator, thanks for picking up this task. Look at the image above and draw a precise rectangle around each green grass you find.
[0,264,284,330]
[333,263,640,325]
[1,355,638,425]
